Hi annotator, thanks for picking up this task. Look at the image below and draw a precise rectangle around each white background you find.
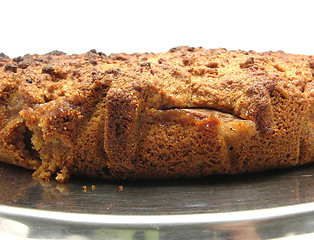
[0,0,313,58]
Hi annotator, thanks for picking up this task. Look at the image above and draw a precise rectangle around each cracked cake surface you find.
[0,47,313,182]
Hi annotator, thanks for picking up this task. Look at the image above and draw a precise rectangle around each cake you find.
[0,47,313,182]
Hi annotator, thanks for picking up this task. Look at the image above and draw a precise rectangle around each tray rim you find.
[1,202,314,227]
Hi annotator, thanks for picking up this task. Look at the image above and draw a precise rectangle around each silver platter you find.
[0,162,314,240]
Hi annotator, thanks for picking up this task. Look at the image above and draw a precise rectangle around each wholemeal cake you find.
[0,47,313,182]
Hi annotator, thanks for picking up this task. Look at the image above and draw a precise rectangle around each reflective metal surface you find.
[0,162,314,239]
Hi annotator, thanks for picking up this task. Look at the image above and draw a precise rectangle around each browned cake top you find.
[1,47,313,128]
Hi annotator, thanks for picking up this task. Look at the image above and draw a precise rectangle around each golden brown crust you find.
[0,47,313,182]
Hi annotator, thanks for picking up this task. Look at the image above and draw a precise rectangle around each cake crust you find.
[0,47,313,182]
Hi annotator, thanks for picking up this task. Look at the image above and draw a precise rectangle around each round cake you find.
[0,47,313,182]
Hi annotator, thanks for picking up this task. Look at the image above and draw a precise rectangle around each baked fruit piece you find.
[0,47,313,182]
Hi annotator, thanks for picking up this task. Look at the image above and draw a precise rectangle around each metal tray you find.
[0,162,314,240]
